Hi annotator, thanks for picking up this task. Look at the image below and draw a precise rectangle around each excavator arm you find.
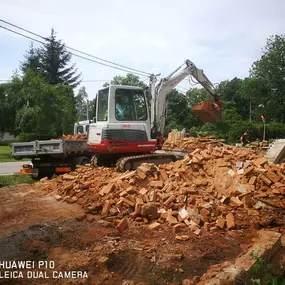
[149,59,222,138]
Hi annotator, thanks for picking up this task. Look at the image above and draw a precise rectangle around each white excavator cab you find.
[88,85,157,157]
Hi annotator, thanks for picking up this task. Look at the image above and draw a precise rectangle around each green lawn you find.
[0,146,13,162]
[0,146,29,163]
[0,174,34,187]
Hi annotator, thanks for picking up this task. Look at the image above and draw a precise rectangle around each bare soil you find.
[0,184,263,285]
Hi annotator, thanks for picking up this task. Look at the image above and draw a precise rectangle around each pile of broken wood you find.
[39,143,285,234]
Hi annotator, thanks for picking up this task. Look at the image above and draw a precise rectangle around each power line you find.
[0,79,112,83]
[81,80,111,82]
[0,24,150,77]
[0,19,151,77]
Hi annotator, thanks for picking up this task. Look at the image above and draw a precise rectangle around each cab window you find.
[97,88,109,121]
[115,89,147,121]
[77,126,84,134]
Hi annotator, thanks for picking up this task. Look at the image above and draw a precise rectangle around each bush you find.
[188,120,285,144]
[0,140,15,146]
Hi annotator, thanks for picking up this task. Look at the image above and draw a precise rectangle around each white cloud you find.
[1,0,285,99]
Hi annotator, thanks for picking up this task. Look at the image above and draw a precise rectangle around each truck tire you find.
[37,169,53,179]
[72,156,89,170]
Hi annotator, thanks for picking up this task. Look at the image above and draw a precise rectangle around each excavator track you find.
[116,153,178,172]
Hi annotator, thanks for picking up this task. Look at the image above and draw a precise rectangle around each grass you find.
[250,251,285,285]
[0,174,34,187]
[0,146,29,163]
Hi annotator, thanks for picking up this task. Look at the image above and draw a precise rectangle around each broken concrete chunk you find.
[226,213,235,229]
[227,169,235,177]
[230,196,243,207]
[236,184,247,193]
[148,222,161,230]
[235,162,243,169]
[167,215,179,225]
[254,201,266,210]
[237,169,244,175]
[178,208,189,220]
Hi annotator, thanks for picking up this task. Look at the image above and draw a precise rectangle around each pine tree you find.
[75,86,88,120]
[39,29,81,88]
[20,43,41,74]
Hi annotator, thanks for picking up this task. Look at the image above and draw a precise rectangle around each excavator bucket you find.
[192,100,222,123]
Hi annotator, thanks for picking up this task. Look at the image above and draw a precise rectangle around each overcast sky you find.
[1,0,285,99]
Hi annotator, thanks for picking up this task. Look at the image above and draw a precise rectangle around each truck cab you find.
[73,120,92,135]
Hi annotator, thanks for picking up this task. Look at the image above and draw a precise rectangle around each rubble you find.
[39,140,285,236]
[163,136,224,152]
[62,134,87,140]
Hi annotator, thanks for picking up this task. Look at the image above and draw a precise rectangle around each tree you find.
[20,43,41,74]
[218,78,250,119]
[0,83,10,135]
[186,88,210,107]
[251,35,285,122]
[37,29,81,88]
[238,77,268,121]
[103,73,148,88]
[75,86,88,121]
[3,70,76,140]
[165,90,200,133]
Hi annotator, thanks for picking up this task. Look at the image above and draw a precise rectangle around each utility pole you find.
[261,115,266,141]
[263,120,266,141]
[249,100,252,122]
[86,100,89,121]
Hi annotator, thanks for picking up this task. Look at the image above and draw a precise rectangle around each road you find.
[0,161,30,175]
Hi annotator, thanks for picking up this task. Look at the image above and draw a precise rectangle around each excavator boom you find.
[150,59,222,137]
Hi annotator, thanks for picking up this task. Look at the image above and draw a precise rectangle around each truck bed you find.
[12,139,90,158]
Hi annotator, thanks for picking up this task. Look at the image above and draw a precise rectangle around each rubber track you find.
[116,153,177,172]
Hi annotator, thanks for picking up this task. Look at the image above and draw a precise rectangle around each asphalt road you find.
[0,161,31,175]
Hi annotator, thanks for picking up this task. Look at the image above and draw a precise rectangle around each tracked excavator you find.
[87,59,222,171]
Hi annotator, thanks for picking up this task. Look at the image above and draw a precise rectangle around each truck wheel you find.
[72,156,89,169]
[77,156,89,165]
[38,170,53,179]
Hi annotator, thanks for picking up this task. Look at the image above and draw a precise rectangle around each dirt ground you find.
[0,184,266,285]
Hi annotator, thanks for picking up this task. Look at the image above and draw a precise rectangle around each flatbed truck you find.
[11,121,92,178]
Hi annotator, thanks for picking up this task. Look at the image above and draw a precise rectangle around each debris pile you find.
[62,134,87,140]
[163,136,224,152]
[249,140,269,155]
[39,144,285,234]
[51,134,88,140]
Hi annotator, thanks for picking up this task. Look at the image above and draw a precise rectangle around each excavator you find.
[87,59,222,171]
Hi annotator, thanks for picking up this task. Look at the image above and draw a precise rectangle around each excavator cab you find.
[192,96,222,123]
